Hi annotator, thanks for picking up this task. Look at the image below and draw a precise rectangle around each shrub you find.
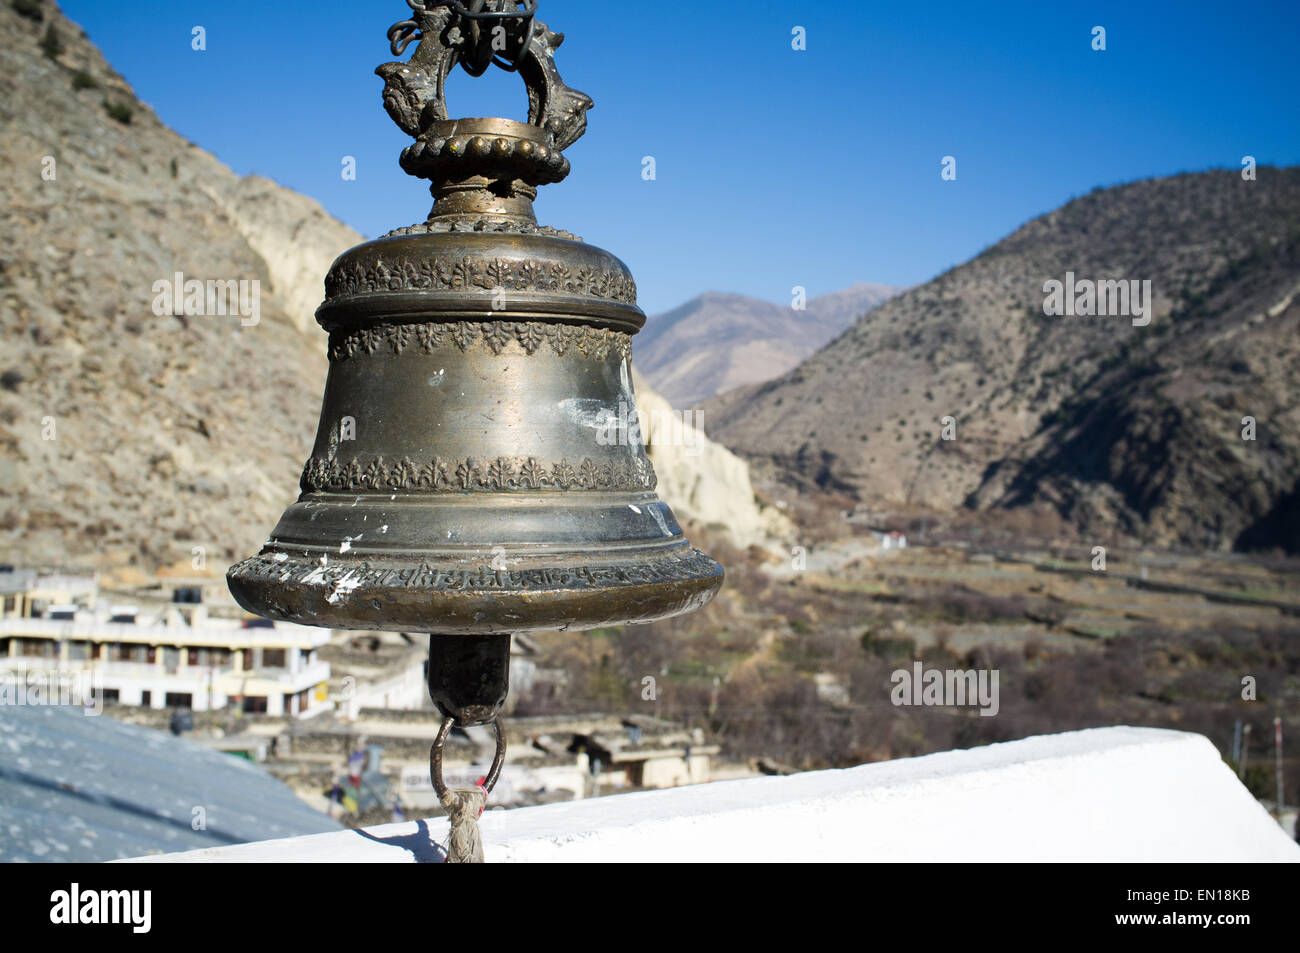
[12,0,42,23]
[932,586,1028,623]
[39,22,62,59]
[861,629,915,659]
[71,70,96,90]
[103,99,133,124]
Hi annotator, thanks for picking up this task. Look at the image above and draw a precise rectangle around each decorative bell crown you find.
[226,1,723,699]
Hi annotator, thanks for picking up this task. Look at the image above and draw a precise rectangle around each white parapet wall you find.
[124,727,1300,863]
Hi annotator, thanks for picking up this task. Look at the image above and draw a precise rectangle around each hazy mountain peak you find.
[636,284,902,408]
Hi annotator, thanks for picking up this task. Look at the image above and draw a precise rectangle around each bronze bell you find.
[227,1,723,729]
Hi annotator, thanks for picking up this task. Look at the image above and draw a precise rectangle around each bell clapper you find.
[429,709,506,864]
[426,632,512,727]
[426,632,510,863]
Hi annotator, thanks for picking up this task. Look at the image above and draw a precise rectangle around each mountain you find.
[635,283,900,408]
[706,169,1300,553]
[0,0,786,573]
[0,0,363,571]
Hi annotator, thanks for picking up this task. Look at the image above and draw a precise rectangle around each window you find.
[242,695,268,714]
[164,692,193,708]
[141,690,152,707]
[99,689,119,705]
[262,648,286,668]
[183,647,230,668]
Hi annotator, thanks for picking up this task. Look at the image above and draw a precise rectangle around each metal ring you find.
[462,0,486,74]
[491,13,534,74]
[430,715,505,800]
[448,0,537,21]
[388,19,422,56]
[449,0,536,75]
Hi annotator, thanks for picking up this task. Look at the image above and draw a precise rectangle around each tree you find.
[39,22,63,60]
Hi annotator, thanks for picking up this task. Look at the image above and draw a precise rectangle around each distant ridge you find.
[705,168,1300,553]
[635,283,900,408]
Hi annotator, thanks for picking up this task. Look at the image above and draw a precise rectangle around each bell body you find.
[230,8,724,641]
[228,213,723,632]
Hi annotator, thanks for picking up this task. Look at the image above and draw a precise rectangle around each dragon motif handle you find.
[376,0,593,161]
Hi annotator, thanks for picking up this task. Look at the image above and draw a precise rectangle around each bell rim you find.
[226,545,724,634]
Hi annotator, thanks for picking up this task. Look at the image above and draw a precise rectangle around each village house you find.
[0,568,331,718]
[0,566,99,619]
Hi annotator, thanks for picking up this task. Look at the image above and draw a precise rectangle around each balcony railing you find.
[0,617,330,648]
[1,656,330,687]
[228,660,331,689]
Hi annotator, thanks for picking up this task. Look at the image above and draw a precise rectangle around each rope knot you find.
[439,787,487,863]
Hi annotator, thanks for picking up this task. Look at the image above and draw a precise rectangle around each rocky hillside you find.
[632,368,790,547]
[707,169,1300,553]
[0,0,785,573]
[636,284,899,408]
[0,0,367,571]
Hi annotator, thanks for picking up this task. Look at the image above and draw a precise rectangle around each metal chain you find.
[448,0,537,74]
[386,1,537,73]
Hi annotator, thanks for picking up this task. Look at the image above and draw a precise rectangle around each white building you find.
[0,605,332,718]
[866,529,908,551]
[0,568,99,619]
[338,656,428,719]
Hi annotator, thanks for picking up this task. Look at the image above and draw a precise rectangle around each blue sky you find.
[61,0,1300,315]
